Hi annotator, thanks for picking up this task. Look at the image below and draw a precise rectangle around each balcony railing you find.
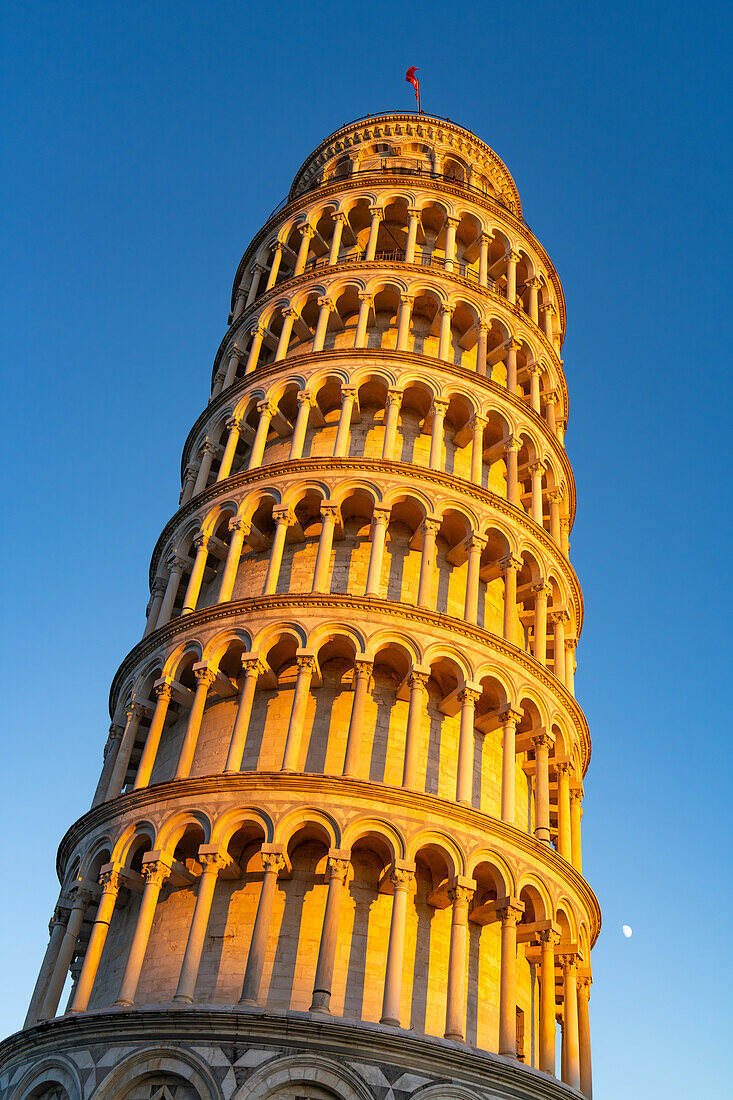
[299,248,497,291]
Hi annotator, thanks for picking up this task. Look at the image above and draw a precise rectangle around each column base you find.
[309,992,331,1013]
[113,999,134,1008]
[171,995,193,1005]
[380,1015,400,1026]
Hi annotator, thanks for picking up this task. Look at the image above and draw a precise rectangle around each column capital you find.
[141,857,172,890]
[527,276,542,289]
[421,516,441,536]
[234,287,246,301]
[432,397,450,414]
[341,385,357,399]
[470,412,488,429]
[399,292,414,306]
[548,488,564,504]
[271,241,284,255]
[507,336,522,354]
[408,667,430,689]
[333,210,349,223]
[271,505,294,526]
[550,607,571,625]
[386,388,403,408]
[296,653,317,672]
[198,849,227,871]
[154,680,174,704]
[354,658,374,679]
[317,296,334,310]
[241,654,266,677]
[227,344,244,361]
[480,230,495,244]
[440,303,453,317]
[445,215,460,228]
[529,460,547,475]
[299,224,315,239]
[498,704,523,727]
[250,322,267,338]
[296,389,315,407]
[261,849,287,874]
[229,515,251,534]
[371,506,391,527]
[497,898,524,925]
[98,864,123,891]
[358,291,373,304]
[532,580,551,597]
[447,879,475,906]
[50,905,71,932]
[151,577,168,597]
[407,205,421,217]
[166,553,188,575]
[125,699,147,722]
[507,249,522,264]
[501,554,523,573]
[558,950,580,968]
[201,440,218,458]
[193,532,211,553]
[225,415,243,433]
[504,435,523,454]
[390,864,416,890]
[319,502,341,521]
[539,927,562,948]
[577,975,592,997]
[543,301,557,316]
[194,665,218,688]
[256,398,277,415]
[457,685,481,705]
[326,853,351,883]
[183,463,198,482]
[532,730,552,751]
[570,787,584,806]
[368,205,384,220]
[466,531,488,551]
[555,760,574,777]
[283,307,300,320]
[253,261,267,275]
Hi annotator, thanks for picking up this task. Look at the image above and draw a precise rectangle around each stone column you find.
[312,503,339,593]
[354,292,372,347]
[443,216,458,271]
[133,682,172,789]
[40,888,91,1020]
[506,339,520,393]
[293,225,314,275]
[365,207,383,261]
[533,582,549,664]
[313,297,333,352]
[476,323,489,374]
[245,325,265,374]
[115,857,172,1007]
[565,639,576,694]
[417,518,439,608]
[216,418,242,482]
[502,556,521,644]
[173,850,226,1004]
[397,293,413,350]
[310,854,351,1012]
[444,879,474,1040]
[91,723,123,807]
[464,533,487,624]
[478,233,491,287]
[247,399,276,469]
[505,437,521,506]
[175,666,217,779]
[542,301,556,341]
[530,462,545,524]
[571,789,584,872]
[429,398,448,471]
[402,669,429,788]
[329,212,347,265]
[528,277,540,324]
[506,250,521,302]
[438,305,453,360]
[192,441,217,497]
[222,346,243,391]
[231,287,246,322]
[456,685,480,803]
[501,707,522,823]
[561,954,581,1089]
[281,654,315,771]
[343,660,373,777]
[274,308,298,361]
[529,364,542,413]
[179,464,197,507]
[239,849,286,1003]
[143,579,167,638]
[69,865,123,1013]
[471,415,486,484]
[548,491,563,545]
[217,517,249,603]
[181,533,211,614]
[382,389,403,460]
[540,929,561,1073]
[533,733,552,844]
[225,656,264,772]
[578,976,593,1097]
[546,392,558,434]
[552,609,568,683]
[246,263,265,307]
[105,702,144,799]
[157,555,187,628]
[405,207,420,263]
[498,900,525,1056]
[263,507,292,595]
[365,508,390,595]
[380,863,416,1025]
[333,386,356,457]
[557,762,572,861]
[290,391,314,460]
[24,906,70,1027]
[265,243,283,290]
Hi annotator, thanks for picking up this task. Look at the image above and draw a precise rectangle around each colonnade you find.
[98,649,583,866]
[32,846,590,1094]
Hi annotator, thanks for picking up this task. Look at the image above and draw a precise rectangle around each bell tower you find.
[1,113,598,1100]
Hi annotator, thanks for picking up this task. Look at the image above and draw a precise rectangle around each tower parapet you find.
[1,112,597,1100]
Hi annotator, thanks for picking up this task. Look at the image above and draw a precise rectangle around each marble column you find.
[310,854,351,1012]
[444,880,474,1040]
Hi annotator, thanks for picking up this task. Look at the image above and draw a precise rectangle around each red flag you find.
[405,66,420,112]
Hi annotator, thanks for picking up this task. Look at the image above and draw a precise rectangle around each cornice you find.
[155,456,583,636]
[231,173,566,336]
[220,256,566,392]
[53,773,601,938]
[0,1009,585,1097]
[186,347,574,519]
[109,593,591,769]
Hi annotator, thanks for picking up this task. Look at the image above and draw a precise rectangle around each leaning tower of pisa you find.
[1,112,599,1100]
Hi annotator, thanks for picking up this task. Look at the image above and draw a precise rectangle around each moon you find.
[622,924,633,938]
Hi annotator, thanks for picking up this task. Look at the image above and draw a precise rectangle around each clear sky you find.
[1,2,731,1095]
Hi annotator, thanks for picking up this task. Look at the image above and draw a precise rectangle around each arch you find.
[466,848,514,897]
[407,829,462,877]
[517,874,553,922]
[156,809,213,853]
[273,807,340,851]
[10,1057,83,1100]
[210,806,273,848]
[341,816,405,862]
[234,1054,374,1100]
[88,1046,222,1100]
[112,820,156,867]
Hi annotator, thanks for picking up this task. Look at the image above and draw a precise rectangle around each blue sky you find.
[1,2,731,1095]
